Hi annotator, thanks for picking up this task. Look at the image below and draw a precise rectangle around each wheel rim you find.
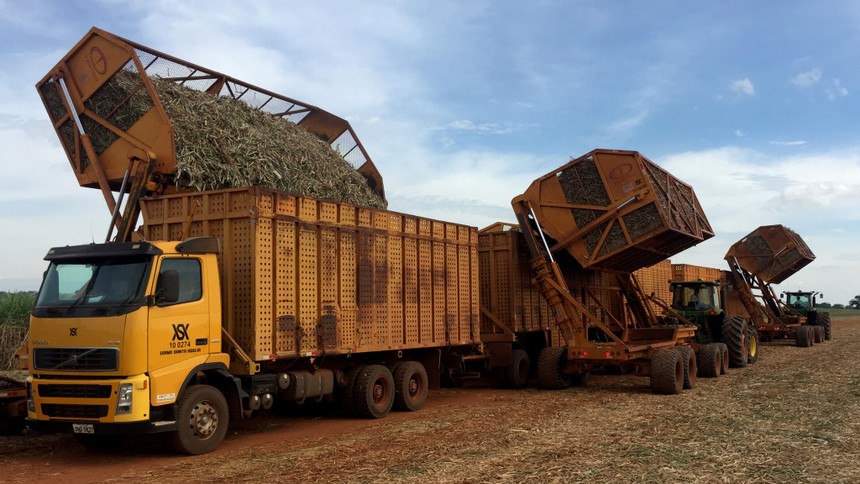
[190,401,219,440]
[408,375,420,397]
[749,336,757,358]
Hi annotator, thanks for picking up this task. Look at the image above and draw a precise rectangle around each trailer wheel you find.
[393,361,429,412]
[651,348,683,395]
[505,349,531,389]
[354,365,395,419]
[696,344,720,378]
[813,325,825,344]
[537,347,571,390]
[796,325,814,347]
[717,343,729,375]
[821,312,832,340]
[720,316,748,368]
[746,328,760,364]
[672,346,697,389]
[171,384,229,455]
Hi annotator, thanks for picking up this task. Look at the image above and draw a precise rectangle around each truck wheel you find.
[696,344,720,378]
[796,325,814,347]
[813,325,825,344]
[672,346,697,389]
[650,348,683,395]
[354,365,394,419]
[537,347,571,390]
[717,343,729,375]
[505,349,530,389]
[171,384,229,455]
[821,312,832,340]
[720,316,748,368]
[393,361,428,412]
[746,328,760,364]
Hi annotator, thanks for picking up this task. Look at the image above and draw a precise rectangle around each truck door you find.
[148,257,211,375]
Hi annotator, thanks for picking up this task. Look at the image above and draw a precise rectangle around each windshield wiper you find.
[65,265,101,313]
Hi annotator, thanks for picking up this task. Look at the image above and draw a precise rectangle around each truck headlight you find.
[116,383,133,415]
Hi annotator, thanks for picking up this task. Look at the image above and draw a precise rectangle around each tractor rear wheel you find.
[796,325,814,348]
[696,344,720,378]
[721,316,748,368]
[672,346,697,389]
[821,312,832,340]
[651,348,683,395]
[537,347,571,390]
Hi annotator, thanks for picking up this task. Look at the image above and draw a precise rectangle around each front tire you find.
[746,328,760,364]
[171,384,229,455]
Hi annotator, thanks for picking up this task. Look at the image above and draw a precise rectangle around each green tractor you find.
[781,290,832,340]
[668,280,758,368]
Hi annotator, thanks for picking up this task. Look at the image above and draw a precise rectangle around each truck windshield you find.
[671,284,718,311]
[34,258,150,317]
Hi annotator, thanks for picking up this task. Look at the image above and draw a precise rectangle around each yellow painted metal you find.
[141,187,480,363]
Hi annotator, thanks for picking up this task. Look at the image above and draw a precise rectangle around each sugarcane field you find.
[2,3,860,484]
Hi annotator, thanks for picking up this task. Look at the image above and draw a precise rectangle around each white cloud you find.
[446,119,531,135]
[730,78,755,96]
[734,130,745,138]
[790,68,822,87]
[827,78,849,100]
[769,140,806,146]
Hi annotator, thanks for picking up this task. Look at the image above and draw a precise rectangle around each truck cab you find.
[27,237,234,454]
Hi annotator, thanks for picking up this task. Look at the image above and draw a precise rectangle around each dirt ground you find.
[2,315,859,484]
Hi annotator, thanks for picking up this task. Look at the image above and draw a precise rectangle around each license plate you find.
[72,423,94,434]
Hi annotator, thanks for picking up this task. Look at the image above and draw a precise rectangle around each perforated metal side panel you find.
[141,187,481,362]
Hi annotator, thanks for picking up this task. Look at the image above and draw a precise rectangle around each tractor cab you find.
[781,290,822,322]
[671,280,721,312]
[670,280,724,344]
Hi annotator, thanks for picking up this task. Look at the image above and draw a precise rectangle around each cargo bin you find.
[478,223,623,343]
[517,149,713,273]
[141,187,479,362]
[671,263,721,283]
[36,27,384,201]
[725,224,814,284]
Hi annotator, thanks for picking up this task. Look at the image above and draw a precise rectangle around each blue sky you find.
[1,1,858,305]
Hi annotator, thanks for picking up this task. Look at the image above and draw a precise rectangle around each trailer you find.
[724,225,824,347]
[511,149,720,394]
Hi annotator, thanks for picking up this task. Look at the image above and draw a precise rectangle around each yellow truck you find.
[28,28,481,454]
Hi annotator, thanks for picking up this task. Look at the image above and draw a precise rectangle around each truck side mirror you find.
[155,269,180,305]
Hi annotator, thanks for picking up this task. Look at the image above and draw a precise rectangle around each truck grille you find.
[38,384,112,399]
[33,348,119,371]
[42,404,109,419]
